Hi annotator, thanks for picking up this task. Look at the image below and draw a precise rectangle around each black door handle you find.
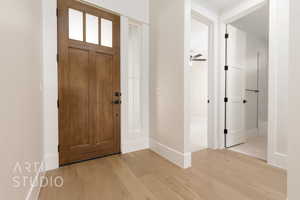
[112,100,122,105]
[243,100,247,104]
[115,92,122,97]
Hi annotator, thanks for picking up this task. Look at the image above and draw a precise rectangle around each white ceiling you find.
[194,0,248,13]
[230,4,269,41]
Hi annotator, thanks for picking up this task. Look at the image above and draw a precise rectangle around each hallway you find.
[230,136,267,160]
[1,0,295,199]
[39,149,286,200]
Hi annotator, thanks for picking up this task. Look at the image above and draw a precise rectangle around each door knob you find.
[114,92,122,97]
[243,100,247,104]
[112,100,122,105]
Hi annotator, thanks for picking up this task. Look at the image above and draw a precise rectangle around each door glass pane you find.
[69,9,83,41]
[86,14,99,44]
[101,18,113,47]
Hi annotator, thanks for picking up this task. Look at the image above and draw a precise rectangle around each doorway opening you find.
[57,0,121,166]
[224,4,269,161]
[189,14,210,152]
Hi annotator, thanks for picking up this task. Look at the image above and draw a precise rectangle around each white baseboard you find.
[269,152,287,169]
[150,139,191,169]
[45,137,150,170]
[44,153,59,171]
[25,162,45,200]
[122,137,149,154]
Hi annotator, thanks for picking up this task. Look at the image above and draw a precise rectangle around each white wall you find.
[189,61,208,151]
[257,40,268,130]
[268,0,289,168]
[42,0,149,171]
[289,0,300,198]
[0,0,43,199]
[244,34,268,136]
[149,0,191,168]
[272,0,289,155]
[189,62,208,119]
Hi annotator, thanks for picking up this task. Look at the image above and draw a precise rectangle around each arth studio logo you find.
[12,161,64,188]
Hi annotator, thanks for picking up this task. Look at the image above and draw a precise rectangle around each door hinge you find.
[57,99,59,108]
[224,65,229,71]
[56,8,59,17]
[224,97,228,103]
[225,33,229,39]
[57,54,59,63]
[224,129,228,135]
[58,145,60,152]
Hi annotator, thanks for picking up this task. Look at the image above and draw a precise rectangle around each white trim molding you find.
[122,137,149,154]
[150,139,192,169]
[25,162,45,200]
[120,16,150,155]
[267,0,289,169]
[187,3,220,151]
[44,153,59,171]
[221,0,267,23]
[219,0,288,169]
[268,152,287,169]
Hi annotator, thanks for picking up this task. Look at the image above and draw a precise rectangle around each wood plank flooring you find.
[39,149,287,200]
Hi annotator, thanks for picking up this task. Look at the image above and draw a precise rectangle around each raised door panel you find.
[226,25,247,147]
[62,48,90,149]
[94,53,114,144]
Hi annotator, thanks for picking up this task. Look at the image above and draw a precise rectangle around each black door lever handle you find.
[115,92,122,97]
[112,100,122,105]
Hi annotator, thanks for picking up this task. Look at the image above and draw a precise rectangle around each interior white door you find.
[226,25,247,147]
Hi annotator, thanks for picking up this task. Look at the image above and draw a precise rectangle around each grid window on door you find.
[128,22,142,137]
[101,18,113,47]
[69,8,83,41]
[86,13,99,44]
[68,8,113,48]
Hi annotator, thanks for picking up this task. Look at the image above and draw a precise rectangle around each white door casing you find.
[226,25,247,147]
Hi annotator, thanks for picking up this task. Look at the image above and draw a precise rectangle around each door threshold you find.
[59,152,121,167]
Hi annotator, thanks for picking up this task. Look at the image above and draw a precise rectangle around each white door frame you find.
[42,0,150,171]
[185,9,218,149]
[219,0,286,168]
[120,17,150,154]
[219,0,267,148]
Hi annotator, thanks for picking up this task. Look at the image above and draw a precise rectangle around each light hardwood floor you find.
[39,149,287,200]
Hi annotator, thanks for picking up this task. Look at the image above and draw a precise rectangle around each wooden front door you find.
[57,0,121,166]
